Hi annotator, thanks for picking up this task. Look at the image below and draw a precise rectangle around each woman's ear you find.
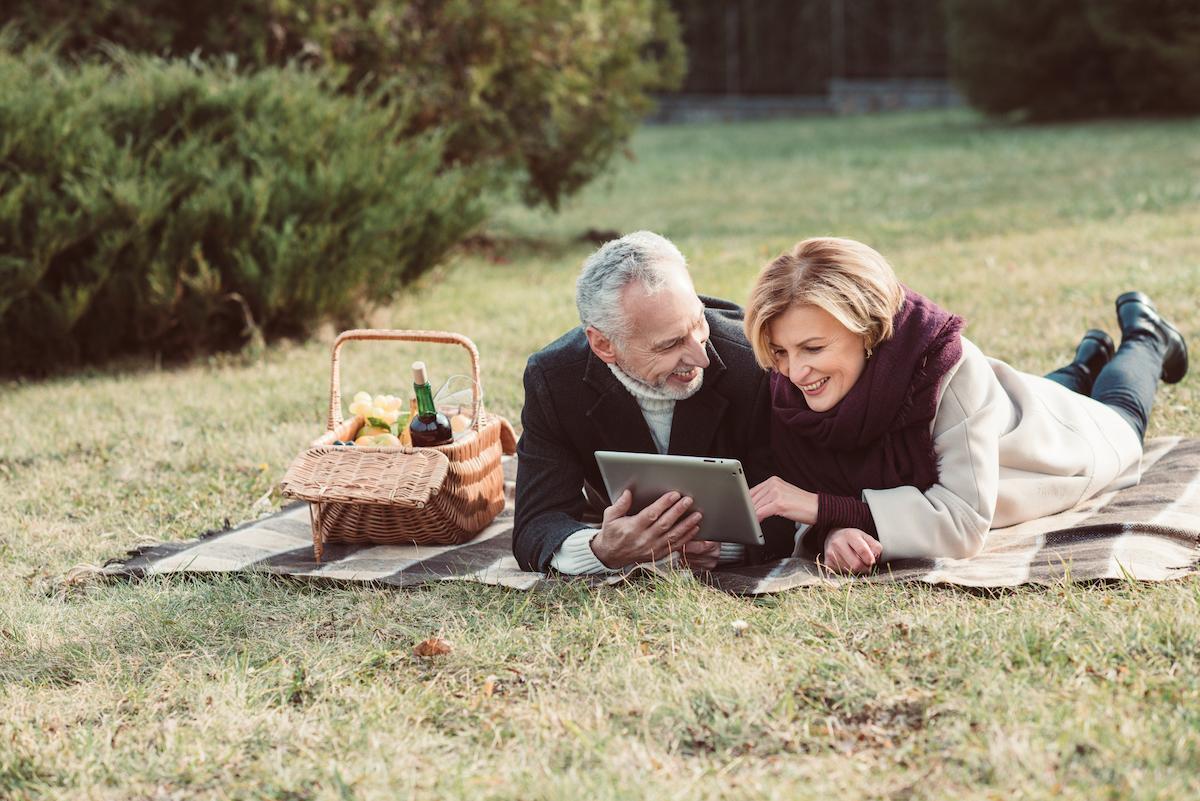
[585,326,619,364]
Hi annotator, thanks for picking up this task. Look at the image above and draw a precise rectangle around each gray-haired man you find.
[512,231,794,573]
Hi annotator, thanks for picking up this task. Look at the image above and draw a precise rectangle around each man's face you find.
[611,267,710,399]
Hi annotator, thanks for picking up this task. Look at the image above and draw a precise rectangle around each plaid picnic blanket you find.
[103,438,1200,594]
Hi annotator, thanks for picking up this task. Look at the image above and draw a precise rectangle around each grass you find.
[3,109,1200,799]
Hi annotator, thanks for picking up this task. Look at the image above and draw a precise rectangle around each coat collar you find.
[582,341,730,456]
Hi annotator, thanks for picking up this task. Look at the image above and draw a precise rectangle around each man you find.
[512,231,794,574]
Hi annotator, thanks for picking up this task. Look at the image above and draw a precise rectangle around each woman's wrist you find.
[801,490,820,525]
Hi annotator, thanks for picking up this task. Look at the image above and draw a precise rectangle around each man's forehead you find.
[622,276,703,342]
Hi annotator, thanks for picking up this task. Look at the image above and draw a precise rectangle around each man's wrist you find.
[551,529,619,575]
[589,529,620,568]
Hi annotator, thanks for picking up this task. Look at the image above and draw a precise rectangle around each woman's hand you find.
[823,527,882,574]
[749,476,819,524]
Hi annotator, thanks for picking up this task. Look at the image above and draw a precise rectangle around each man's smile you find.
[669,366,700,383]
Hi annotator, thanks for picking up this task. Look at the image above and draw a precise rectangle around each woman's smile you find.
[798,375,830,394]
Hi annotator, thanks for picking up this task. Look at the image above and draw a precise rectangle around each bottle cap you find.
[411,361,428,384]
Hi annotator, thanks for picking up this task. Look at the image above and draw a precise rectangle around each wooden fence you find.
[671,0,949,95]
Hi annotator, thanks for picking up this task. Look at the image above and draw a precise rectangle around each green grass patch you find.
[2,110,1199,799]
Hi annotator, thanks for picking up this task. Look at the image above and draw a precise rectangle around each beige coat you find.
[863,336,1143,560]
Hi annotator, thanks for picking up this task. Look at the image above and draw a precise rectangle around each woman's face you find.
[767,304,868,412]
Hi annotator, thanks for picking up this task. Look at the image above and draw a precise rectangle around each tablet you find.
[594,451,765,546]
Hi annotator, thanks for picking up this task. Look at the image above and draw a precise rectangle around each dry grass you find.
[3,109,1200,799]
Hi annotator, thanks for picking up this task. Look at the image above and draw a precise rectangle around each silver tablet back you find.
[594,451,765,546]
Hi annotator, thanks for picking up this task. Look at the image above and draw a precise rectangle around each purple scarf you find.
[770,287,965,497]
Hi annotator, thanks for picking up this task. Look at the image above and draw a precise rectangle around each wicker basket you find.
[280,329,517,562]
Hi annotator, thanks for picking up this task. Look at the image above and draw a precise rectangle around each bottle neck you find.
[414,381,437,417]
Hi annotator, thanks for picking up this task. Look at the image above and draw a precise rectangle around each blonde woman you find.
[745,238,1188,572]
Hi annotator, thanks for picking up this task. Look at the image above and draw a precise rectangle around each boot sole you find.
[1159,317,1189,384]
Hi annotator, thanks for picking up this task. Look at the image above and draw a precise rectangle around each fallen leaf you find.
[413,636,453,657]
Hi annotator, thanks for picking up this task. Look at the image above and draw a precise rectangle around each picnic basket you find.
[280,329,517,562]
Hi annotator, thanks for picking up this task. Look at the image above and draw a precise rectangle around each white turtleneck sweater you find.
[549,364,746,574]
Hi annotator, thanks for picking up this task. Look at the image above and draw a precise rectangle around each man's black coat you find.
[512,295,795,572]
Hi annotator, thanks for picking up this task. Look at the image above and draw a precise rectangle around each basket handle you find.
[327,329,484,433]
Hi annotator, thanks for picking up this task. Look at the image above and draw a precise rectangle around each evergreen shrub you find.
[5,0,686,209]
[945,0,1200,119]
[0,44,485,373]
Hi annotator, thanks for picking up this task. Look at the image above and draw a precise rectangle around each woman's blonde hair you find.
[744,237,904,370]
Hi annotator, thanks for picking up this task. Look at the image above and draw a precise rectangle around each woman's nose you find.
[786,357,810,384]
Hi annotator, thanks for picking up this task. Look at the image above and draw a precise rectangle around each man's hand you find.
[822,527,882,574]
[679,540,721,571]
[589,489,703,569]
[749,476,819,524]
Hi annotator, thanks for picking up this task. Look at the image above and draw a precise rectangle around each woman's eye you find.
[804,346,824,354]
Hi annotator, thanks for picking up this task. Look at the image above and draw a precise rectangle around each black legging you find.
[1044,332,1164,443]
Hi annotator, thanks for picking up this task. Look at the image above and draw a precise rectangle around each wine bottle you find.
[408,361,453,447]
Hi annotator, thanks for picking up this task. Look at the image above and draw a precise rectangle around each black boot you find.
[1046,329,1115,395]
[1073,328,1115,382]
[1115,291,1189,384]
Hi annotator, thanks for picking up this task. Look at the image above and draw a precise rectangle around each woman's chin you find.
[803,387,845,412]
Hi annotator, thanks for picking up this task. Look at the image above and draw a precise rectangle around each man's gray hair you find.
[575,231,689,342]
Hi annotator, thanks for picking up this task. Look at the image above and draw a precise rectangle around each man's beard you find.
[616,359,705,400]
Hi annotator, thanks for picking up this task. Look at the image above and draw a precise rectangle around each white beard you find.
[612,360,705,401]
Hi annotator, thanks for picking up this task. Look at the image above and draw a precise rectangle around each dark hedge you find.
[945,0,1200,119]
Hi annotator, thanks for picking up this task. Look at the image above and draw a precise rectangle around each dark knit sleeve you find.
[798,493,880,557]
[817,493,879,538]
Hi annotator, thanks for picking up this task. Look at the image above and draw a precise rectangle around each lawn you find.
[2,109,1199,800]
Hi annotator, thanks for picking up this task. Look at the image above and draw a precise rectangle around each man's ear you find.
[584,326,619,365]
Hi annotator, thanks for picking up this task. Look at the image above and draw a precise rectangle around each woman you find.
[745,237,1188,572]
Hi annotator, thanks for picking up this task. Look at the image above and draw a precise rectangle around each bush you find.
[945,0,1200,119]
[4,0,686,209]
[0,43,485,374]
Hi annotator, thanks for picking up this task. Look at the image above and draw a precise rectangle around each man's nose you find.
[688,331,710,368]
